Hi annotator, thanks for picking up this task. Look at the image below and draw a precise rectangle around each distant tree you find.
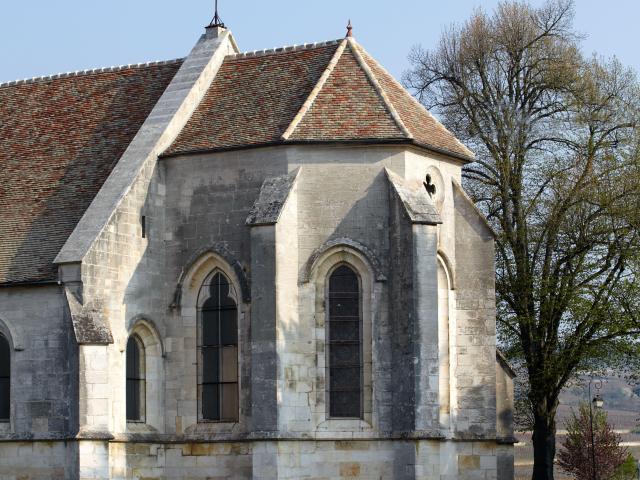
[404,1,640,479]
[557,404,628,479]
[611,454,638,480]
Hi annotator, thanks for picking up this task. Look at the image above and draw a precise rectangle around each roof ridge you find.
[281,39,348,140]
[355,44,474,159]
[347,38,412,139]
[230,39,343,60]
[0,58,184,89]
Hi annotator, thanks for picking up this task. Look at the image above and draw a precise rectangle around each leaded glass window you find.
[327,265,362,418]
[0,334,8,421]
[126,335,145,422]
[198,271,239,422]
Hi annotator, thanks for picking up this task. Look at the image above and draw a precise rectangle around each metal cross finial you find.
[209,0,225,28]
[346,19,353,37]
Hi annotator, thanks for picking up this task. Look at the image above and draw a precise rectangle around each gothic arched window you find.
[198,271,239,422]
[0,334,8,421]
[126,335,145,422]
[327,264,362,418]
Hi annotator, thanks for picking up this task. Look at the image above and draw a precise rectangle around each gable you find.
[0,61,182,284]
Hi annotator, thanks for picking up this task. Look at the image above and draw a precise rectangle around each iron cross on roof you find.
[209,0,225,28]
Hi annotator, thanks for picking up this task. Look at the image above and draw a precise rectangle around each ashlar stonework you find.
[0,21,515,480]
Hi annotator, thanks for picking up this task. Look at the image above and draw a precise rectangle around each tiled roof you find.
[165,41,343,155]
[166,38,473,161]
[355,44,473,159]
[288,45,404,141]
[0,61,182,284]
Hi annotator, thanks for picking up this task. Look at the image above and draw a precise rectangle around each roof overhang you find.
[159,138,474,164]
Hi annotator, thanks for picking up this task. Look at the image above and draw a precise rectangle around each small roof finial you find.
[346,19,353,38]
[208,0,225,28]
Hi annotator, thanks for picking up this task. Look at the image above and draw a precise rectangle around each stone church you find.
[0,14,515,480]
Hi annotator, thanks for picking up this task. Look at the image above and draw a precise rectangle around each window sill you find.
[125,422,157,435]
[197,420,239,424]
[317,417,373,432]
[184,420,242,436]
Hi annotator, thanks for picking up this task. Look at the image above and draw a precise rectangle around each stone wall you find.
[0,285,77,477]
[496,356,516,480]
[162,145,407,436]
[106,438,507,479]
[388,177,418,433]
[0,285,76,436]
[0,441,77,479]
[108,441,252,479]
[82,143,509,477]
[0,140,512,477]
[497,444,515,480]
[496,357,515,441]
[164,147,289,436]
[452,181,498,439]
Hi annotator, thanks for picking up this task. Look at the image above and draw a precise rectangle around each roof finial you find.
[208,0,225,28]
[346,19,353,38]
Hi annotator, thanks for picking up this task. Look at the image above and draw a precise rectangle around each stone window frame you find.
[125,334,146,423]
[125,318,164,433]
[178,250,247,432]
[311,245,375,429]
[0,319,14,433]
[437,252,455,432]
[196,269,240,423]
[325,263,364,419]
[0,332,10,423]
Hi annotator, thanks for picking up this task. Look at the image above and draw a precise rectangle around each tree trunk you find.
[532,410,557,480]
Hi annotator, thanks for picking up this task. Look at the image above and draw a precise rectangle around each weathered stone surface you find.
[386,168,442,225]
[65,288,113,344]
[453,178,498,440]
[246,168,301,226]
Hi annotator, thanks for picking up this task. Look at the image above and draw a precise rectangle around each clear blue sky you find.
[1,1,638,84]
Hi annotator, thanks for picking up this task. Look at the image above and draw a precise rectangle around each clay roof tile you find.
[0,61,182,284]
[166,39,473,161]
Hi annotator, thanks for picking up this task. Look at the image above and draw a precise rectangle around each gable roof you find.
[0,60,182,285]
[165,38,473,161]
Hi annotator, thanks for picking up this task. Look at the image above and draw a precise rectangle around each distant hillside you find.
[558,375,640,430]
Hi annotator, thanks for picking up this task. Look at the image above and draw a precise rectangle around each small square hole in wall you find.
[141,215,146,238]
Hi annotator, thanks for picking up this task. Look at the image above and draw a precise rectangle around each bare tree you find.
[404,1,640,479]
